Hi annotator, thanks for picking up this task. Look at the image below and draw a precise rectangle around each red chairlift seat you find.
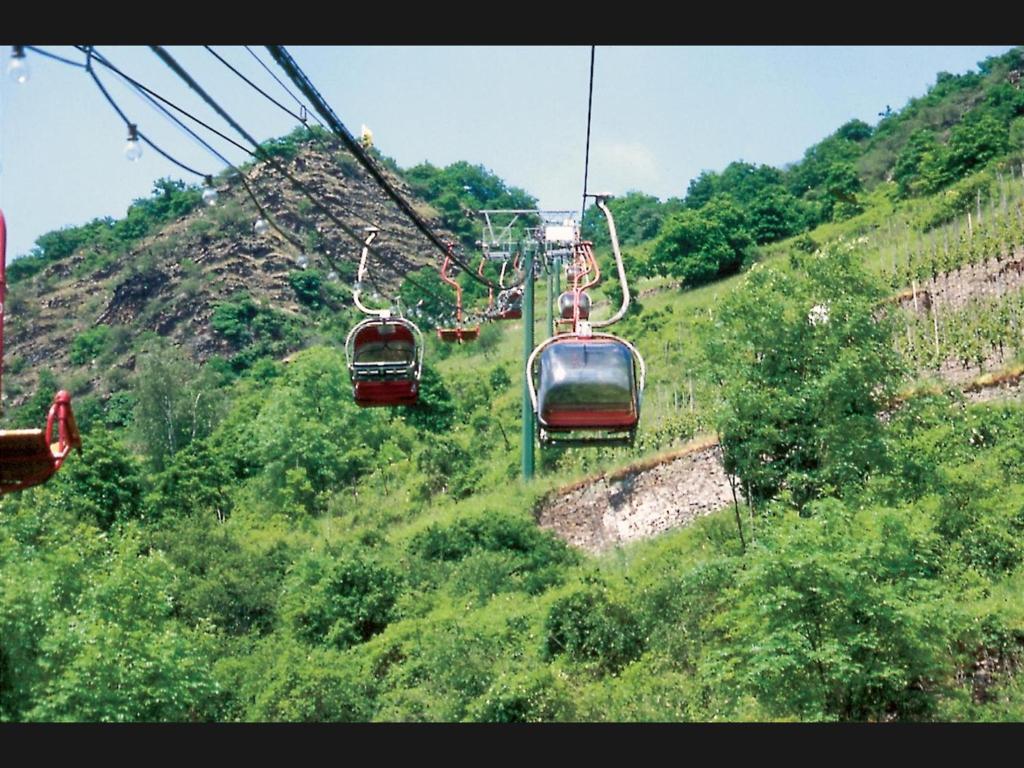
[436,247,481,343]
[345,317,424,407]
[0,390,82,495]
[526,198,645,449]
[1,209,83,494]
[437,326,480,343]
[494,287,523,320]
[558,290,590,320]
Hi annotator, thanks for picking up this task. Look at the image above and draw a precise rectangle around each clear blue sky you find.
[0,45,1015,259]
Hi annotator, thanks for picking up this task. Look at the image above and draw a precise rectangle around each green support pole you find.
[522,248,535,481]
[546,260,554,338]
[554,256,560,312]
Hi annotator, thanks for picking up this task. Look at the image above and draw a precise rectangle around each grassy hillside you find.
[6,50,1024,721]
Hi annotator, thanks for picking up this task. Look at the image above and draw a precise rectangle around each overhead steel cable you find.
[61,45,466,319]
[19,46,310,275]
[262,47,453,256]
[78,46,307,255]
[581,45,596,223]
[206,45,353,171]
[202,46,385,233]
[83,49,207,180]
[244,45,326,129]
[25,45,87,69]
[205,46,308,127]
[74,46,259,158]
[81,40,367,257]
[264,45,515,293]
[151,45,298,172]
[96,52,235,167]
[147,46,472,317]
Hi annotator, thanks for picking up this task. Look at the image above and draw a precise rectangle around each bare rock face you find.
[914,250,1024,314]
[535,442,738,554]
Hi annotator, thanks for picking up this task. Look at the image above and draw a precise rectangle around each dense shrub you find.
[68,325,112,365]
[282,550,402,650]
[544,583,645,674]
[288,269,324,310]
[468,668,575,722]
[409,510,577,595]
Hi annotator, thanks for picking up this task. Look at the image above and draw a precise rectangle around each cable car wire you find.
[24,46,87,69]
[148,46,475,318]
[77,47,303,253]
[202,47,387,233]
[57,46,474,320]
[204,46,339,162]
[244,45,326,129]
[83,51,208,180]
[581,45,596,224]
[204,46,309,129]
[264,45,515,293]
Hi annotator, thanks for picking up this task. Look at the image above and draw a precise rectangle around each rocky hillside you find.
[2,138,457,410]
[536,436,734,553]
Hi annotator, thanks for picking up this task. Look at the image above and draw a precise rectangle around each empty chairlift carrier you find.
[436,243,481,344]
[0,208,82,494]
[344,227,425,407]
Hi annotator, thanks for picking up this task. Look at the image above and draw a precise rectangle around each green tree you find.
[705,242,903,508]
[25,534,220,721]
[398,266,456,329]
[210,293,303,371]
[581,192,677,246]
[49,430,145,530]
[683,170,719,210]
[404,161,537,248]
[148,514,292,636]
[916,146,955,196]
[146,439,235,522]
[133,341,226,471]
[288,269,325,310]
[544,582,644,674]
[745,187,808,244]
[649,194,754,287]
[239,347,396,514]
[785,132,863,199]
[834,118,873,142]
[216,635,374,721]
[893,129,940,197]
[402,362,456,433]
[685,162,785,209]
[824,161,864,221]
[703,499,951,720]
[68,325,112,365]
[947,111,1010,178]
[282,548,402,650]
